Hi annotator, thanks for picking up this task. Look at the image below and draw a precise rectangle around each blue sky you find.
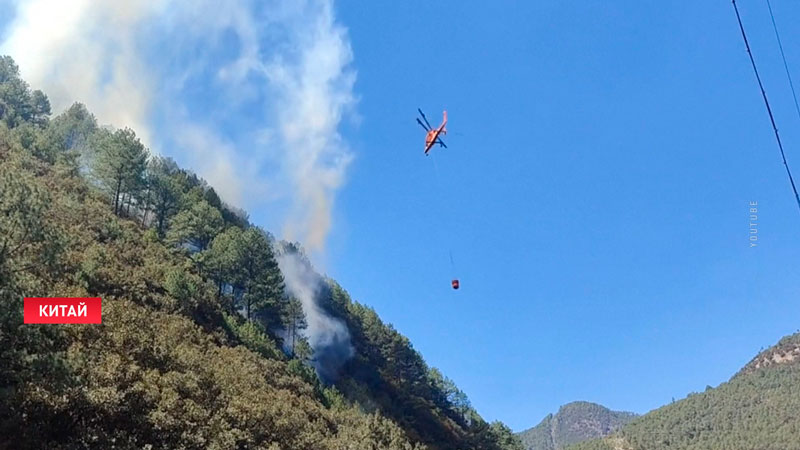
[324,0,800,430]
[4,0,800,433]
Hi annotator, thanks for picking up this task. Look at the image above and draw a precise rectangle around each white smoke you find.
[1,0,157,144]
[277,249,353,381]
[0,0,355,250]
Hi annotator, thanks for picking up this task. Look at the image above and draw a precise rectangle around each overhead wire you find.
[766,0,800,122]
[731,0,800,214]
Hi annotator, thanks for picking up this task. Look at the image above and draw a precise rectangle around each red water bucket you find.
[451,279,460,290]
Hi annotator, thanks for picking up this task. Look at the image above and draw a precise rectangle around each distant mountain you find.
[517,402,637,450]
[567,332,800,450]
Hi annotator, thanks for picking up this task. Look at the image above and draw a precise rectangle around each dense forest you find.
[517,402,636,450]
[0,55,523,450]
[566,332,800,450]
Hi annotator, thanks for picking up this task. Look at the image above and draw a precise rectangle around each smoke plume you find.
[0,0,355,250]
[277,249,352,382]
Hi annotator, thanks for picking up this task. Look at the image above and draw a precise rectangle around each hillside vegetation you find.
[0,55,522,450]
[517,402,635,450]
[566,332,800,450]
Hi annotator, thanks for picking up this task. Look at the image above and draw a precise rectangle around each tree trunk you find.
[157,211,165,237]
[125,193,132,216]
[140,188,151,226]
[114,177,122,215]
[291,323,296,356]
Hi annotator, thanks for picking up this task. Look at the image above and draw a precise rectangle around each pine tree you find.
[282,297,307,356]
[92,127,147,216]
[166,200,224,250]
[236,227,284,322]
[147,156,181,235]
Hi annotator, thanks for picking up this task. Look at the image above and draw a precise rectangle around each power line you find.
[766,0,800,123]
[732,0,800,214]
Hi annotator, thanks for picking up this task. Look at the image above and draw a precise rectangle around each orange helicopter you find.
[417,111,459,290]
[416,109,447,155]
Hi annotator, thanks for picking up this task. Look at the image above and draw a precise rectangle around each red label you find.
[24,297,102,324]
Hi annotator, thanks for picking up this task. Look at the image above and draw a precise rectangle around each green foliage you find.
[0,55,50,128]
[220,202,250,229]
[322,385,348,410]
[489,421,526,450]
[167,200,224,251]
[199,226,242,301]
[0,157,62,288]
[236,227,284,323]
[287,358,321,392]
[223,314,284,361]
[48,299,422,450]
[428,367,473,422]
[46,103,97,153]
[163,268,200,306]
[282,297,307,356]
[29,102,98,164]
[617,357,800,450]
[201,226,284,324]
[293,337,313,362]
[144,155,182,235]
[0,138,73,449]
[91,127,148,216]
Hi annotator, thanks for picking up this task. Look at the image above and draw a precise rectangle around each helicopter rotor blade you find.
[418,108,432,129]
[416,118,431,131]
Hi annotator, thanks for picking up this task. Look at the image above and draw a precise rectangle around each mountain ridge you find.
[517,401,636,450]
[566,331,800,450]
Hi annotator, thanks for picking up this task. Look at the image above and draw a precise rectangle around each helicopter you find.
[416,108,447,155]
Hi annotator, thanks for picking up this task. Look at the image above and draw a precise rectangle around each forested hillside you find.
[517,402,635,450]
[566,332,800,450]
[0,55,522,450]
